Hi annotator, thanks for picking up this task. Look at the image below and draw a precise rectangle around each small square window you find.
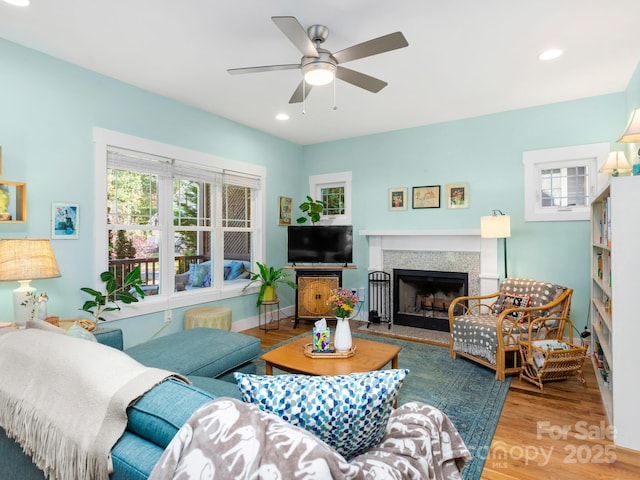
[523,143,609,222]
[310,171,352,225]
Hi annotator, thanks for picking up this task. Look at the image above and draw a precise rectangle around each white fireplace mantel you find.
[359,229,500,296]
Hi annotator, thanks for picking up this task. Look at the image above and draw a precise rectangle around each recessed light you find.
[275,113,289,121]
[539,48,563,61]
[4,0,31,6]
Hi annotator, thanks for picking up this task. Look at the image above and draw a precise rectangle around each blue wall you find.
[0,38,304,344]
[1,36,638,342]
[302,92,633,331]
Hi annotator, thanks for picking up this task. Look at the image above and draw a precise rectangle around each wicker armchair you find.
[448,278,573,381]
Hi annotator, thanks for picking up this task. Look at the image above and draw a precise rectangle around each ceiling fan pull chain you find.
[302,81,306,115]
[333,76,337,110]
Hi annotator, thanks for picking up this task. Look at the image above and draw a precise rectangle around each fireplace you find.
[393,269,468,331]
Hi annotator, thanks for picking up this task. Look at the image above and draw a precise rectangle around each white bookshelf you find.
[590,176,640,452]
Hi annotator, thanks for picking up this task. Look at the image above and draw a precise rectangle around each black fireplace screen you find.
[367,271,392,329]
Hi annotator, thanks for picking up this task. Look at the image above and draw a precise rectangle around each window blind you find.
[107,147,173,177]
[223,171,262,189]
[107,147,261,189]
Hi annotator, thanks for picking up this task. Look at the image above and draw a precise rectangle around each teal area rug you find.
[254,331,511,480]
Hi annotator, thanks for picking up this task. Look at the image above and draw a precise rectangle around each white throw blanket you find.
[0,328,187,480]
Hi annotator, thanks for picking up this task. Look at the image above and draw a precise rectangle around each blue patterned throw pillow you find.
[234,369,409,459]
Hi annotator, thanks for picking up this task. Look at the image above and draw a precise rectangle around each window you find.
[539,164,589,208]
[523,143,609,222]
[321,186,345,216]
[94,128,264,319]
[309,171,352,225]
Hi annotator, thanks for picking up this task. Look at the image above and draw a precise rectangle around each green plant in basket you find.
[80,266,146,323]
[243,261,297,307]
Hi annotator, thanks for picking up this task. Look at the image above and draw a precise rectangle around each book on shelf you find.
[605,196,611,248]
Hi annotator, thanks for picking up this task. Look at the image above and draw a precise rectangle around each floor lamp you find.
[0,239,60,327]
[480,210,511,279]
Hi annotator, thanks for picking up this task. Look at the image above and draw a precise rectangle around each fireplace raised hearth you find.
[393,269,468,331]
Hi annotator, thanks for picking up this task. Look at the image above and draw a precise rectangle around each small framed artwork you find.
[52,203,79,239]
[446,183,469,209]
[412,185,441,209]
[389,187,408,211]
[278,196,293,226]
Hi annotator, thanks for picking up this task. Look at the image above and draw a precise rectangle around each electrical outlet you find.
[358,287,365,302]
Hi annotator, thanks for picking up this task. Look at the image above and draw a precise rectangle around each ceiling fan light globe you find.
[302,62,336,86]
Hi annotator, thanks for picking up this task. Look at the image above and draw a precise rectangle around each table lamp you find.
[599,151,632,177]
[0,239,60,327]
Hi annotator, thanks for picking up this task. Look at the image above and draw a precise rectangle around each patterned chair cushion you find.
[234,369,409,459]
[493,292,531,321]
[498,278,564,309]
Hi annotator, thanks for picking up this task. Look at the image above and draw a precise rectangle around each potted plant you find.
[80,266,146,325]
[296,196,325,225]
[243,262,297,307]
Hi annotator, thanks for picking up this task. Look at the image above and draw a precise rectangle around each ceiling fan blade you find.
[335,66,387,93]
[289,81,313,104]
[332,32,408,64]
[227,64,300,75]
[272,16,319,58]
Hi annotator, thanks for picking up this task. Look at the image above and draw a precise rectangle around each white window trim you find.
[523,142,610,222]
[309,171,352,225]
[93,127,266,321]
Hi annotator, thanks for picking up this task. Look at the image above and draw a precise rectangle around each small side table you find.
[259,299,280,332]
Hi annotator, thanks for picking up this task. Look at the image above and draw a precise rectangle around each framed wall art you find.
[446,183,469,209]
[0,180,26,223]
[412,185,441,209]
[389,187,408,211]
[278,196,293,226]
[52,203,79,239]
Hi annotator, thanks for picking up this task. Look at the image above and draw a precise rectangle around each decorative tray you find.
[303,343,356,359]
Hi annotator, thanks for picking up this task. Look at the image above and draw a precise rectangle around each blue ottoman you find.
[124,328,261,379]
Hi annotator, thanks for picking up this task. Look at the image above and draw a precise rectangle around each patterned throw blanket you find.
[150,397,470,479]
[0,327,186,480]
[452,314,499,364]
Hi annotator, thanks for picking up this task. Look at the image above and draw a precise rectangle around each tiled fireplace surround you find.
[361,230,501,316]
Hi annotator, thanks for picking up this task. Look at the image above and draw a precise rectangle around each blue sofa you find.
[0,326,261,479]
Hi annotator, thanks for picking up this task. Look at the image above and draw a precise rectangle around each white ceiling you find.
[2,0,640,145]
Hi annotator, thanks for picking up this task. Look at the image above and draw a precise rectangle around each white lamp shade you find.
[481,215,511,238]
[0,239,60,281]
[599,151,632,175]
[618,109,640,143]
[0,239,60,327]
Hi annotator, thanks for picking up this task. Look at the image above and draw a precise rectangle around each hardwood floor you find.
[241,318,640,479]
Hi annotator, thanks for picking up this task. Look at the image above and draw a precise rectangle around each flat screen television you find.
[287,225,353,265]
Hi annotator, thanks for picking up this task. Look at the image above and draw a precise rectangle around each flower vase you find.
[334,317,352,352]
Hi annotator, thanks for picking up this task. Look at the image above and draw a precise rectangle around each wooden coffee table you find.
[261,336,401,376]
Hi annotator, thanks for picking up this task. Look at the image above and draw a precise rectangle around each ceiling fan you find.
[227,16,409,104]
